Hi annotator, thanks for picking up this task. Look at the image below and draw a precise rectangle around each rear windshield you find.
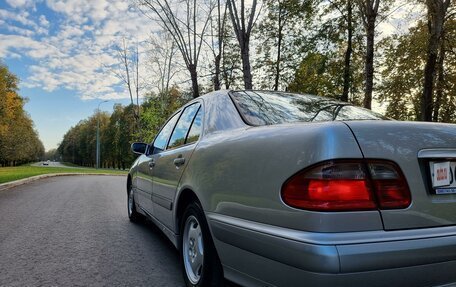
[229,91,387,126]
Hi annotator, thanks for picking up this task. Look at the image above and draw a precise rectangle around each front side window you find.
[152,112,180,154]
[168,103,201,149]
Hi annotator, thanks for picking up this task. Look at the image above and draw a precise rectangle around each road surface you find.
[0,175,184,286]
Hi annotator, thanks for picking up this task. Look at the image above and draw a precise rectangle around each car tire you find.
[181,202,223,287]
[127,186,141,223]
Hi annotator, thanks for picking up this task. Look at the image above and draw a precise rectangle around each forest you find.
[4,0,456,168]
[0,64,45,167]
[57,88,187,169]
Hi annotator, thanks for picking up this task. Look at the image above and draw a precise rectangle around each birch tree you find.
[256,0,313,91]
[113,38,141,127]
[341,0,354,102]
[207,0,228,90]
[356,0,381,109]
[138,0,215,98]
[221,14,243,89]
[147,31,180,95]
[421,0,451,121]
[227,0,260,89]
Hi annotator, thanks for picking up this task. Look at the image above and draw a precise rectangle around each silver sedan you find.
[128,90,456,287]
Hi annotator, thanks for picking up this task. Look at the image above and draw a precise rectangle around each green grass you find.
[0,165,127,184]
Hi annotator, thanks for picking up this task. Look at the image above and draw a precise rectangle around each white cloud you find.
[45,0,110,23]
[0,9,48,35]
[38,15,49,27]
[5,25,35,36]
[81,91,130,101]
[5,0,36,8]
[0,9,35,27]
[0,34,60,59]
[59,24,85,38]
[1,0,161,101]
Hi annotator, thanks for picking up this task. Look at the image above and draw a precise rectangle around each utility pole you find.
[96,100,109,169]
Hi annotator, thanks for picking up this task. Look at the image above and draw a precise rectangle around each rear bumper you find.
[207,213,456,286]
[338,234,456,272]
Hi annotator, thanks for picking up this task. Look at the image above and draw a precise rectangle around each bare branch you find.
[246,0,257,36]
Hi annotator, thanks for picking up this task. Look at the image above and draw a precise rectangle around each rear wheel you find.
[127,186,140,222]
[181,202,223,287]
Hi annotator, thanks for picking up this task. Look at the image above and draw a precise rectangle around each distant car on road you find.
[42,160,49,166]
[127,90,456,287]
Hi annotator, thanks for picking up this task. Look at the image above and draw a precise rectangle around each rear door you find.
[150,103,202,229]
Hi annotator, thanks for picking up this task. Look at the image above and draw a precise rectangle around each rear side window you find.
[186,107,202,144]
[152,112,180,154]
[168,103,201,149]
[230,91,387,126]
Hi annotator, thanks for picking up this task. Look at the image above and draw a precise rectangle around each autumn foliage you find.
[0,63,44,166]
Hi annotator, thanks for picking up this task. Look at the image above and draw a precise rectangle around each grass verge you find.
[0,165,127,184]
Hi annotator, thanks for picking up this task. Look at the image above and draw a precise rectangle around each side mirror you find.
[131,142,148,155]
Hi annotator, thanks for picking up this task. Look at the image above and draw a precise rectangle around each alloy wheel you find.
[183,215,204,285]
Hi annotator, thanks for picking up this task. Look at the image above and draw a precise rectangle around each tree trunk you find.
[341,0,353,102]
[227,0,257,90]
[356,0,380,109]
[432,36,446,121]
[189,64,200,98]
[421,0,449,121]
[214,0,223,91]
[241,40,253,89]
[214,54,221,90]
[221,38,232,89]
[273,4,283,91]
[422,44,439,121]
[363,18,375,109]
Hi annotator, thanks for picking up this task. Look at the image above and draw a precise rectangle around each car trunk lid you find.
[344,120,456,230]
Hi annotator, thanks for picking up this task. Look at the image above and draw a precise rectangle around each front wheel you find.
[181,202,223,287]
[127,186,140,222]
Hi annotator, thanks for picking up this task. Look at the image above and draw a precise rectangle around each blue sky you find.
[0,0,153,150]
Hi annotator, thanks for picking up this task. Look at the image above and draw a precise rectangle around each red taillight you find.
[281,160,411,212]
[368,162,411,209]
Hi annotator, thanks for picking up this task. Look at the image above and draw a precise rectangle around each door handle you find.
[173,157,185,167]
[149,160,155,168]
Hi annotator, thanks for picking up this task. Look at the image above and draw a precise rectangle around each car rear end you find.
[335,120,456,286]
[200,91,456,287]
[347,120,456,231]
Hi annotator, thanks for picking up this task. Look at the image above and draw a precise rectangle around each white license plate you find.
[430,161,456,194]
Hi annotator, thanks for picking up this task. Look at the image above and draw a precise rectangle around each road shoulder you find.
[0,173,126,192]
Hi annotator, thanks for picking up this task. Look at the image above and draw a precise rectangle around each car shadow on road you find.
[131,216,241,287]
[133,216,178,253]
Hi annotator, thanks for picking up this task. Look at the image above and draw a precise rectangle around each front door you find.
[135,155,154,213]
[151,103,203,229]
[142,111,181,216]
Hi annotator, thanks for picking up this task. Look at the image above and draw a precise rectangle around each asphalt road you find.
[0,175,184,286]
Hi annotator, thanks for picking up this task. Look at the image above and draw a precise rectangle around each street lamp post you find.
[96,100,109,169]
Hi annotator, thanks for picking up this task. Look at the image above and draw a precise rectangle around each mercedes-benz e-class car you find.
[127,90,456,287]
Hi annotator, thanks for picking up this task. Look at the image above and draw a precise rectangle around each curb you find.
[0,173,126,192]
